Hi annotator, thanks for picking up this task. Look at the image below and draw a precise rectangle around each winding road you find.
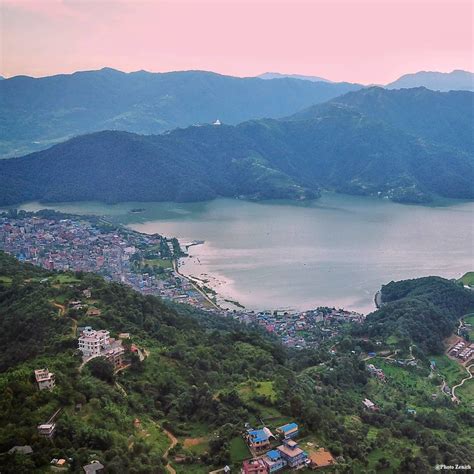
[451,364,473,403]
[162,428,178,474]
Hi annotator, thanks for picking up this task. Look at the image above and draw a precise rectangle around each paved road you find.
[173,259,220,310]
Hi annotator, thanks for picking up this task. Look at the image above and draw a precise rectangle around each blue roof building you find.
[277,439,308,469]
[263,449,287,472]
[246,428,270,451]
[276,422,299,439]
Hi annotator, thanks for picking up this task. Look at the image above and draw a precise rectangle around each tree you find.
[87,357,115,383]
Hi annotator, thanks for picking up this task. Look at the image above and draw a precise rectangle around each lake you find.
[14,193,474,314]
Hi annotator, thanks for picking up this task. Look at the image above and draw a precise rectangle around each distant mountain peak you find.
[387,69,473,91]
[258,72,332,83]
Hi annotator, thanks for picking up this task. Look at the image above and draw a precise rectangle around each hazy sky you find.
[1,0,472,84]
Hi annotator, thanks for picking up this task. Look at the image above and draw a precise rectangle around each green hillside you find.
[0,88,472,207]
[459,272,474,287]
[0,68,360,158]
[1,252,473,472]
[291,87,474,153]
[358,277,474,354]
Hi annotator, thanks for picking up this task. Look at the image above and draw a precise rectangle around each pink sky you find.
[1,0,472,84]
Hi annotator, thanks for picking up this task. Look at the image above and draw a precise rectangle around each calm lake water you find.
[14,194,474,314]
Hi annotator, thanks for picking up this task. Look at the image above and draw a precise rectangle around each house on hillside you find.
[362,398,378,411]
[78,327,125,368]
[78,327,110,356]
[241,458,268,474]
[276,439,308,469]
[37,423,56,438]
[262,449,287,472]
[83,461,104,473]
[245,428,271,451]
[276,422,299,439]
[34,368,55,391]
[103,345,125,369]
[8,446,33,455]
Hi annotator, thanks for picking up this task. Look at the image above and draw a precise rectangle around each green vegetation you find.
[53,274,81,284]
[0,69,360,158]
[237,380,277,404]
[357,277,474,354]
[430,355,467,387]
[143,258,172,269]
[1,252,474,473]
[1,88,473,206]
[456,375,474,405]
[229,436,250,463]
[464,314,474,340]
[0,275,12,285]
[459,272,474,287]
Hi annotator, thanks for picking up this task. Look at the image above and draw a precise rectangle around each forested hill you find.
[386,70,474,92]
[1,252,474,472]
[0,87,473,206]
[0,251,288,471]
[0,68,360,158]
[359,277,474,354]
[290,87,474,153]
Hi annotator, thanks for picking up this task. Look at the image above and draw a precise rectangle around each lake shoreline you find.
[6,194,472,314]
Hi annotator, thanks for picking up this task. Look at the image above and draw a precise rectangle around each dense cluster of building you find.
[0,214,213,309]
[0,213,365,349]
[242,422,335,472]
[230,308,364,348]
[243,423,308,472]
[449,340,474,362]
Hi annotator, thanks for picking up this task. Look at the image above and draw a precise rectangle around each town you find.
[0,211,365,350]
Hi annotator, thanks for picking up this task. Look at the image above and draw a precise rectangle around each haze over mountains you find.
[259,69,474,92]
[258,72,332,82]
[1,87,472,207]
[386,70,474,92]
[0,68,360,158]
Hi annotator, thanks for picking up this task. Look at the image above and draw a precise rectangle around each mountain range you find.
[387,70,474,92]
[0,87,472,206]
[0,68,360,158]
[258,72,332,82]
[258,69,474,92]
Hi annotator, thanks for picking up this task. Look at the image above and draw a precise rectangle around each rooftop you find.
[248,428,269,443]
[8,445,33,455]
[277,443,304,458]
[266,449,281,461]
[83,461,104,473]
[278,422,298,433]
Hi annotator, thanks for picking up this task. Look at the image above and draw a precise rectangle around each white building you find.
[78,328,110,357]
[362,398,377,410]
[37,423,56,438]
[34,368,55,391]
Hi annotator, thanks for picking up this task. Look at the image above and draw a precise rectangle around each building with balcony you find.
[34,368,55,391]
